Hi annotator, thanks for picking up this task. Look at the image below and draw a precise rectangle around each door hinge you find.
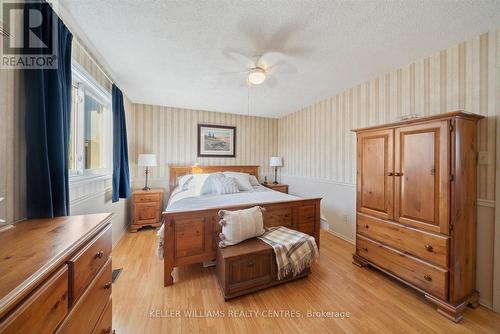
[449,123,454,132]
[449,174,454,182]
[449,224,454,232]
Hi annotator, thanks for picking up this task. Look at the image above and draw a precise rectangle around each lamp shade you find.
[138,154,157,167]
[269,156,283,167]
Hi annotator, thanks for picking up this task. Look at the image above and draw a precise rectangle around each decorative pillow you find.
[218,206,266,247]
[200,172,226,195]
[214,177,240,195]
[223,172,254,191]
[248,175,260,186]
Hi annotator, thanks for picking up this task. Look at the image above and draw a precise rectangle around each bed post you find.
[163,213,174,286]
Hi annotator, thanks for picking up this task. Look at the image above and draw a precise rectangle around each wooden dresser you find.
[352,111,483,322]
[130,189,164,232]
[0,213,113,334]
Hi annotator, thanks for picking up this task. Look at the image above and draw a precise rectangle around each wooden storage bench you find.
[216,238,310,300]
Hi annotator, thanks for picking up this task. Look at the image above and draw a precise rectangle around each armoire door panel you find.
[357,129,394,220]
[394,121,449,234]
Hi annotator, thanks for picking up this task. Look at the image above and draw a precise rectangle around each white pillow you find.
[248,175,260,186]
[218,206,266,247]
[188,173,210,195]
[214,177,240,195]
[200,173,226,195]
[177,174,194,190]
[223,172,253,191]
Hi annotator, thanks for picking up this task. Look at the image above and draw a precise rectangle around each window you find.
[69,61,112,177]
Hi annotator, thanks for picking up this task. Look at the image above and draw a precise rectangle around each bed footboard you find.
[162,198,322,286]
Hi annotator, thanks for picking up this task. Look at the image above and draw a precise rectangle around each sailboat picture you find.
[198,124,236,157]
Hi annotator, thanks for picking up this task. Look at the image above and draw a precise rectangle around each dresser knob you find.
[96,250,104,259]
[362,247,368,252]
[424,244,433,252]
[424,274,432,282]
[364,224,369,229]
[104,282,112,290]
[387,172,394,176]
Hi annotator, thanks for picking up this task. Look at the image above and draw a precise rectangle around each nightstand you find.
[262,183,288,194]
[130,189,164,232]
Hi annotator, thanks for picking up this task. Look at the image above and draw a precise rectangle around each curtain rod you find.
[72,37,114,86]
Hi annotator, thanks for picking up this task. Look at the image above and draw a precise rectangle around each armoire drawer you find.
[356,235,448,300]
[68,225,112,305]
[357,213,449,268]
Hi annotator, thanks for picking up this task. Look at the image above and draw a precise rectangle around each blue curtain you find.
[24,2,73,218]
[112,84,131,202]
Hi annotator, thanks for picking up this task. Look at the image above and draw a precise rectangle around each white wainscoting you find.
[70,177,130,246]
[282,174,497,310]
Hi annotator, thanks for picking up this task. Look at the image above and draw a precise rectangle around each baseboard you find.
[112,222,128,248]
[479,297,493,310]
[324,228,355,245]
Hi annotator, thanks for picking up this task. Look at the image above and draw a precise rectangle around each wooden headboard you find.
[168,165,259,192]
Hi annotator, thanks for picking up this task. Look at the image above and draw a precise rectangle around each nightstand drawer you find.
[134,202,161,222]
[134,193,160,203]
[272,185,288,193]
[262,184,288,194]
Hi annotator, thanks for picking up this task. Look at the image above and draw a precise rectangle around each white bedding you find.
[166,184,301,212]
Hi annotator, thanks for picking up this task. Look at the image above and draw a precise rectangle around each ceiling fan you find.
[220,51,297,88]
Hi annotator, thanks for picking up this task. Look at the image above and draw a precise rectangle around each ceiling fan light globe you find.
[248,68,266,85]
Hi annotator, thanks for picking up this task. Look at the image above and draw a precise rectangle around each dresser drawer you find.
[357,235,448,300]
[58,259,112,334]
[0,266,68,334]
[134,193,160,203]
[91,297,112,334]
[357,213,449,268]
[68,225,112,305]
[227,252,273,293]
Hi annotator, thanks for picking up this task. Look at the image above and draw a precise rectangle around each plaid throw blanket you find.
[258,227,318,280]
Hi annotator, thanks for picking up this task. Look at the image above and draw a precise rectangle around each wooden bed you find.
[162,165,322,286]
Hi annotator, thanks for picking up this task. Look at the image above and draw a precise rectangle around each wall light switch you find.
[478,151,490,165]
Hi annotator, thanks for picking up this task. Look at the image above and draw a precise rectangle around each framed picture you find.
[197,124,236,157]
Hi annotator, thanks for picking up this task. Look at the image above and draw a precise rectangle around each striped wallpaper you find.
[0,68,25,225]
[72,37,112,93]
[278,29,499,202]
[125,103,279,189]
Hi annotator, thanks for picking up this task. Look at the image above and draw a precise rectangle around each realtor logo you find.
[1,0,58,69]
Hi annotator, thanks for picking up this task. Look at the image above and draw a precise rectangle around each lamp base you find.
[272,181,279,185]
[142,186,151,191]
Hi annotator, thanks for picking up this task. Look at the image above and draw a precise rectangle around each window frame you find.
[69,60,113,182]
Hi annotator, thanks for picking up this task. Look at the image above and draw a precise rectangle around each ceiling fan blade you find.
[267,60,298,75]
[224,51,256,69]
[216,69,249,76]
[256,51,284,69]
[264,75,277,88]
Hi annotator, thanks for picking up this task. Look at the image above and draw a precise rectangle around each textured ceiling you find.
[59,0,500,118]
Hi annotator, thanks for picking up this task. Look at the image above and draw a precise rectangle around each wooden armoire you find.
[352,111,483,322]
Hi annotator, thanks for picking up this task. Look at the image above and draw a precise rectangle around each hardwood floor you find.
[112,229,500,333]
